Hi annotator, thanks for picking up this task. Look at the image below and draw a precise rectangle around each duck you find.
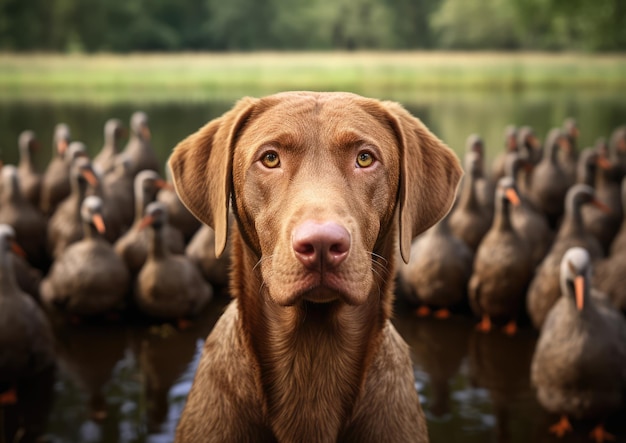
[514,125,541,195]
[185,223,232,289]
[609,176,626,255]
[122,111,160,177]
[594,176,626,312]
[504,153,553,267]
[115,170,185,275]
[17,130,42,208]
[527,128,571,228]
[156,163,201,242]
[396,213,473,318]
[47,153,99,259]
[608,125,626,175]
[526,184,608,329]
[530,247,626,442]
[0,224,56,405]
[134,201,212,324]
[464,134,494,216]
[39,123,72,216]
[576,145,604,186]
[449,151,492,252]
[99,154,135,232]
[560,117,580,185]
[581,141,623,254]
[93,118,126,176]
[0,165,49,270]
[40,195,130,317]
[468,177,533,335]
[490,125,518,183]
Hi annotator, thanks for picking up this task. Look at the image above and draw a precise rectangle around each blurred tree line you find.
[1,0,624,52]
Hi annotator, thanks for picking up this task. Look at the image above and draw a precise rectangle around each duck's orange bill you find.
[597,155,612,170]
[138,215,154,230]
[574,275,585,311]
[92,214,106,234]
[154,178,172,190]
[11,242,26,258]
[505,188,521,206]
[592,199,612,214]
[57,139,68,155]
[81,169,99,187]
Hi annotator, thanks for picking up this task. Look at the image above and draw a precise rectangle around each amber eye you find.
[356,151,374,168]
[261,151,280,168]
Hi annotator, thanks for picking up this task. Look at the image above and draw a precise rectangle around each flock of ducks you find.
[2,112,626,442]
[0,112,228,421]
[397,120,626,442]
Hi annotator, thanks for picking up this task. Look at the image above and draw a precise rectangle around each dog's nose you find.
[292,221,350,270]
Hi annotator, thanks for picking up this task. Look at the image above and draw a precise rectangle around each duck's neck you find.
[0,250,19,294]
[147,225,168,260]
[559,200,585,239]
[493,198,513,231]
[19,146,35,172]
[459,174,480,211]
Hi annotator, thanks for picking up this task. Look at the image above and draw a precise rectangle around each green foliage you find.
[0,0,624,52]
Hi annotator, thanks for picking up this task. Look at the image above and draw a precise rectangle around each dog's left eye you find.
[356,151,374,168]
[261,151,280,168]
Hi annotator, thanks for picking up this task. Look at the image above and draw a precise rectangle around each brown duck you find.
[527,128,571,228]
[134,201,212,323]
[156,163,201,243]
[41,195,130,317]
[93,118,126,176]
[0,224,56,405]
[490,125,518,183]
[17,130,42,208]
[185,223,232,289]
[449,151,492,252]
[40,123,72,216]
[0,165,49,270]
[47,153,99,259]
[581,141,623,254]
[122,111,160,177]
[468,176,533,335]
[531,246,626,442]
[505,152,553,267]
[560,117,580,185]
[114,170,185,275]
[526,184,608,329]
[397,213,473,318]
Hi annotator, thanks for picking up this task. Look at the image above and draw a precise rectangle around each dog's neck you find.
[229,228,395,442]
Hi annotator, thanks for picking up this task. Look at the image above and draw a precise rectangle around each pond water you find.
[2,89,626,443]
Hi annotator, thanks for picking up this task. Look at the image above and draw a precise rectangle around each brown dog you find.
[169,91,462,442]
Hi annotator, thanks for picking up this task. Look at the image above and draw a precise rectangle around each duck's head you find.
[560,246,591,311]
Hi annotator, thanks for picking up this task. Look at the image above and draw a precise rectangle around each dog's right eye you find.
[261,151,280,169]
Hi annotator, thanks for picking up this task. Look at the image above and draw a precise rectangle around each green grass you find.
[1,51,626,103]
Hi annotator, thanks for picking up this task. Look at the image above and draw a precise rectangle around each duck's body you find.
[0,225,55,400]
[397,215,473,314]
[0,165,48,270]
[185,224,231,288]
[41,196,130,317]
[449,151,492,252]
[93,118,125,176]
[527,128,570,228]
[40,123,72,216]
[134,202,212,320]
[17,130,42,208]
[531,247,626,440]
[47,154,99,259]
[115,170,185,274]
[122,111,160,177]
[469,177,533,334]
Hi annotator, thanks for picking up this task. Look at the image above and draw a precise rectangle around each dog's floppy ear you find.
[168,97,258,257]
[383,101,463,264]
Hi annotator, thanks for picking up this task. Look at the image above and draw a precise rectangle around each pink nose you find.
[292,221,351,271]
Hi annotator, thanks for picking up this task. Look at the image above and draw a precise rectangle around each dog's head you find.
[169,92,461,305]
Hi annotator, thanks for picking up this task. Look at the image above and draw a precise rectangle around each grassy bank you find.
[1,51,626,103]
